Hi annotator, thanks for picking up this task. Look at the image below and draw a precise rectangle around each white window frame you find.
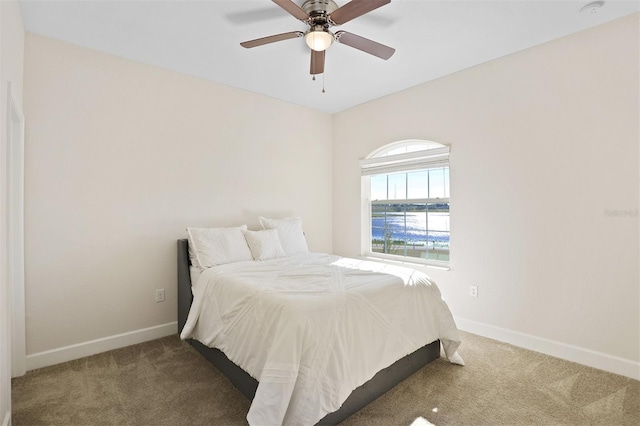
[360,140,450,268]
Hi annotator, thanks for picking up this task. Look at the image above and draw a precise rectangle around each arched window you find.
[360,140,450,267]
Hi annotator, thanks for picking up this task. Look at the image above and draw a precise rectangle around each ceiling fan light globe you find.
[305,30,333,51]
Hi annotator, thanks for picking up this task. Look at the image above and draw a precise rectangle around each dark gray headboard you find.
[177,239,192,335]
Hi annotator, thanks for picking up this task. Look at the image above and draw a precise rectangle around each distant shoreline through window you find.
[360,140,450,267]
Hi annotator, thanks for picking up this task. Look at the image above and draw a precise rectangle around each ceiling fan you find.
[240,0,395,76]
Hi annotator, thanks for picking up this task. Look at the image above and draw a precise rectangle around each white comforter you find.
[180,253,462,426]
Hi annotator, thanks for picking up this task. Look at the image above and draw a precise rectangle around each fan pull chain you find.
[310,74,325,93]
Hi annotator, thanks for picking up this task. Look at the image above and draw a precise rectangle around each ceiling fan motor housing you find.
[302,0,338,27]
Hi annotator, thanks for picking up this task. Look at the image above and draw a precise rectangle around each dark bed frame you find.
[177,239,440,425]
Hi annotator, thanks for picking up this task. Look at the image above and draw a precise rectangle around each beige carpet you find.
[12,331,639,425]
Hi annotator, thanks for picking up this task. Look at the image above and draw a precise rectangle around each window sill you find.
[361,254,450,271]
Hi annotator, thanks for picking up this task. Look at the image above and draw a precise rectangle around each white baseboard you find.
[22,318,640,380]
[455,317,639,380]
[2,411,10,426]
[26,322,178,371]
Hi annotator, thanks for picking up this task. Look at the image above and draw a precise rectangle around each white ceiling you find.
[18,0,640,114]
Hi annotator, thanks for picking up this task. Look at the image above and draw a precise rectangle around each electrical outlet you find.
[155,289,165,303]
[469,285,478,298]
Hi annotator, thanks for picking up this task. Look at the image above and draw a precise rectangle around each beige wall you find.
[23,34,333,355]
[1,0,24,421]
[333,14,639,365]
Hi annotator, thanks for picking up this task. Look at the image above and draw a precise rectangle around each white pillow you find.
[243,229,287,261]
[186,225,253,268]
[258,216,309,255]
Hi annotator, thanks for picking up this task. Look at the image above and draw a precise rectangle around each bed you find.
[178,226,462,425]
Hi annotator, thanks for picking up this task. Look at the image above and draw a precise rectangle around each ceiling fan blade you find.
[310,49,325,75]
[240,31,304,48]
[329,0,390,25]
[335,31,395,60]
[272,0,309,21]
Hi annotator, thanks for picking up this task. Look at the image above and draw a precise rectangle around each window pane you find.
[370,175,387,201]
[407,170,428,199]
[387,173,406,200]
[427,202,450,261]
[428,167,448,199]
[444,168,450,198]
[377,141,446,157]
[371,204,388,254]
[404,204,427,260]
[385,147,408,156]
[371,203,405,255]
[386,203,407,257]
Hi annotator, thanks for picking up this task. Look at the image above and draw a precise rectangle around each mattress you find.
[181,252,462,425]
